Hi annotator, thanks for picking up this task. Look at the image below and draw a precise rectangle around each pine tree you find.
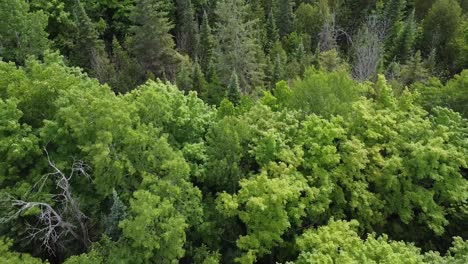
[129,0,178,80]
[176,55,193,92]
[276,0,294,37]
[199,11,215,74]
[69,0,103,70]
[265,8,279,52]
[214,0,265,92]
[192,60,207,97]
[271,54,285,85]
[393,9,417,63]
[227,70,241,105]
[105,189,127,241]
[381,0,406,35]
[109,37,143,93]
[175,0,198,57]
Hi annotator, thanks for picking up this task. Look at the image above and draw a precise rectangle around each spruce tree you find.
[105,189,127,241]
[199,10,215,74]
[192,60,207,97]
[265,8,279,52]
[276,0,294,37]
[227,70,241,105]
[393,9,417,63]
[129,0,178,80]
[214,0,265,92]
[175,0,198,57]
[176,55,193,92]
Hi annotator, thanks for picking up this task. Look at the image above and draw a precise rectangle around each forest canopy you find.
[0,0,467,263]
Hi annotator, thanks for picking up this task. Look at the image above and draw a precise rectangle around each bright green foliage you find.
[294,219,425,264]
[1,0,468,262]
[288,68,365,117]
[0,238,45,264]
[0,0,49,63]
[0,99,40,185]
[216,171,307,263]
[120,188,188,262]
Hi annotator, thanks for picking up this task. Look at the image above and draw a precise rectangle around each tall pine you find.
[199,11,215,74]
[227,70,241,105]
[129,0,179,80]
[175,0,198,57]
[214,0,265,92]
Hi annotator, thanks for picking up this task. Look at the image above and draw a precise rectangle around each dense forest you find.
[1,0,468,263]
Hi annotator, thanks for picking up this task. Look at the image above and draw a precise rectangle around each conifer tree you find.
[105,189,127,241]
[227,70,241,105]
[214,0,265,92]
[175,0,198,57]
[393,9,417,63]
[265,8,279,52]
[192,60,207,97]
[129,0,179,80]
[176,55,193,92]
[276,0,294,37]
[199,11,215,74]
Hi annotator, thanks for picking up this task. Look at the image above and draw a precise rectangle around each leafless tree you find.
[352,15,386,81]
[0,148,91,256]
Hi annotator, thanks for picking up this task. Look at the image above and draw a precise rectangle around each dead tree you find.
[0,148,91,256]
[352,15,385,81]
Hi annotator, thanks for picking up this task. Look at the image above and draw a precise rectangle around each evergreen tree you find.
[227,70,241,105]
[109,37,143,93]
[271,54,286,85]
[192,60,207,97]
[422,0,463,75]
[276,0,294,37]
[381,0,406,35]
[105,189,127,241]
[176,55,193,92]
[199,10,215,74]
[175,0,198,57]
[129,0,179,80]
[265,8,279,52]
[214,0,265,92]
[392,9,417,63]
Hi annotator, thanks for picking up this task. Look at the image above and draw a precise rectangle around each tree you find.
[128,0,179,80]
[227,71,241,105]
[276,0,294,37]
[175,0,198,57]
[214,0,265,92]
[191,60,207,97]
[199,11,215,74]
[264,8,279,52]
[352,15,385,81]
[390,9,417,64]
[0,0,49,63]
[422,0,463,75]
